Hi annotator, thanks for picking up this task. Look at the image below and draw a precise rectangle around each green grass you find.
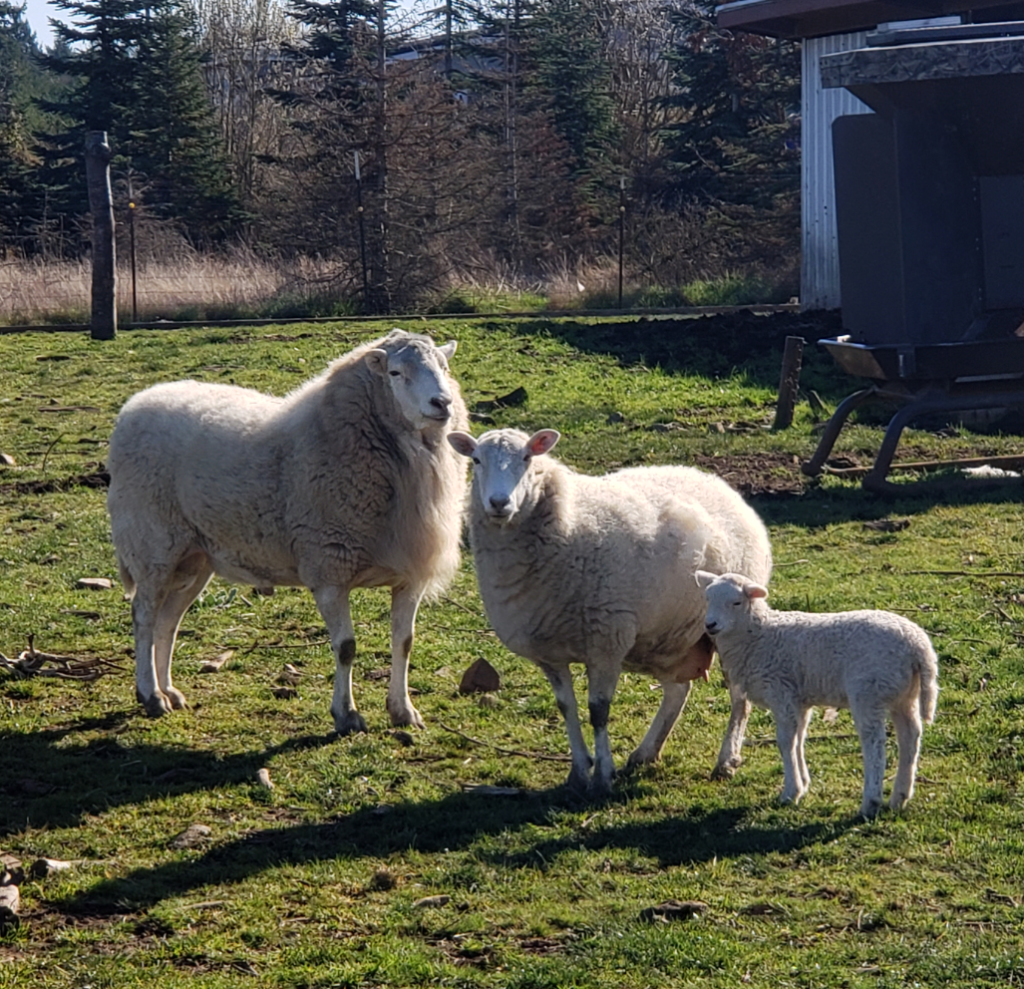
[1,316,1023,987]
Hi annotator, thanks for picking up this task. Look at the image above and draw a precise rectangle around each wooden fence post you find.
[772,335,805,430]
[84,131,117,340]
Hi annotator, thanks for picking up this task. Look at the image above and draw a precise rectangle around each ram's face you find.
[368,337,457,431]
[447,428,560,523]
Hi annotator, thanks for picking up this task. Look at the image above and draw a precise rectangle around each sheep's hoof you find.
[710,760,740,781]
[165,687,189,710]
[332,709,368,736]
[860,799,882,820]
[588,776,614,800]
[565,767,592,795]
[386,697,425,730]
[625,748,657,770]
[888,792,910,811]
[141,692,171,718]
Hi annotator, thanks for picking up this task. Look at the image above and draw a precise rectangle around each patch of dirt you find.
[691,452,807,497]
[0,471,110,496]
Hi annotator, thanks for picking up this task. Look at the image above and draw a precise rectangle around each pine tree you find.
[34,0,241,248]
[661,0,800,210]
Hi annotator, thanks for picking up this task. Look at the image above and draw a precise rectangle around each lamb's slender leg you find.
[795,707,813,795]
[587,662,623,797]
[152,552,214,711]
[774,706,804,804]
[888,701,922,811]
[850,698,887,819]
[626,680,691,768]
[132,591,169,717]
[385,584,426,729]
[712,678,752,780]
[314,586,366,735]
[539,663,592,792]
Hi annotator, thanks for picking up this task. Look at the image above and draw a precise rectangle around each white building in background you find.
[716,0,1024,311]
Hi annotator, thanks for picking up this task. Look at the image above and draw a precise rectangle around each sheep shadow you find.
[54,788,854,918]
[0,711,336,837]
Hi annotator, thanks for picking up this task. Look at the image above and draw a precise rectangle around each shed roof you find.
[716,0,1024,38]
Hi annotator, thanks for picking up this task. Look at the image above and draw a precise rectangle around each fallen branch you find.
[437,721,572,763]
[0,635,128,681]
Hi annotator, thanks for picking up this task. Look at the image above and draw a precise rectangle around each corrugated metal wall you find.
[801,32,872,311]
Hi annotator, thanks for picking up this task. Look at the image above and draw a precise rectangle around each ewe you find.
[697,571,939,818]
[107,330,468,731]
[448,427,772,795]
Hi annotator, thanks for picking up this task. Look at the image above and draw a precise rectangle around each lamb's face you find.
[367,336,457,431]
[447,428,560,523]
[697,571,767,636]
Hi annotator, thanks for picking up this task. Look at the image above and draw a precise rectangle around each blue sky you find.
[23,0,71,47]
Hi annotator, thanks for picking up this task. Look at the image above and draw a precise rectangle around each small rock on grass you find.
[0,854,24,886]
[199,650,234,673]
[0,885,19,930]
[76,577,113,591]
[256,768,274,790]
[169,824,212,850]
[413,895,451,909]
[459,657,500,694]
[29,857,72,879]
[0,452,15,467]
[640,900,708,923]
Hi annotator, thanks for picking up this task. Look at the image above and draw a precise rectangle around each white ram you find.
[447,427,773,795]
[697,570,939,818]
[107,329,468,731]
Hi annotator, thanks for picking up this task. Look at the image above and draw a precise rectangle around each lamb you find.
[696,571,939,818]
[447,427,773,795]
[106,329,469,732]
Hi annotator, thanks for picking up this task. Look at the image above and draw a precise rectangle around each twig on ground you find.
[0,635,127,680]
[437,721,571,763]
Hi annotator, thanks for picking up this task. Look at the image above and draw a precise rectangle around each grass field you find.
[1,314,1023,988]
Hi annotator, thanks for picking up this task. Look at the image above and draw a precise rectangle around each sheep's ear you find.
[525,429,560,458]
[366,348,389,376]
[694,570,716,590]
[447,431,477,458]
[438,340,457,362]
[744,582,768,600]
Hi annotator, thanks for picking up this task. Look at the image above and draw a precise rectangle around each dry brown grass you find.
[0,252,357,324]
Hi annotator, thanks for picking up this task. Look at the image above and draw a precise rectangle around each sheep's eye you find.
[471,457,480,465]
[389,369,401,377]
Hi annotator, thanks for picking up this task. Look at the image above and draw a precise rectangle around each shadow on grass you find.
[53,788,854,916]
[492,312,851,399]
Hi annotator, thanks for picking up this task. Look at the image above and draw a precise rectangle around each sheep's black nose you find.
[430,395,451,413]
[489,494,510,512]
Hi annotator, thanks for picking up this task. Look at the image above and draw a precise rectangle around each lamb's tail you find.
[916,643,939,724]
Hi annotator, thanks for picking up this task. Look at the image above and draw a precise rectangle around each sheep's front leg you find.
[385,584,426,729]
[586,663,622,798]
[712,675,752,780]
[314,586,366,735]
[626,680,691,769]
[539,663,592,793]
[794,707,813,794]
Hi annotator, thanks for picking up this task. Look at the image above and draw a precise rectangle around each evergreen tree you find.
[525,0,617,188]
[661,0,800,210]
[35,0,241,248]
[0,3,52,253]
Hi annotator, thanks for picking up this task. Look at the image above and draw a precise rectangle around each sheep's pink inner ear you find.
[745,583,768,600]
[526,429,560,457]
[447,432,477,458]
